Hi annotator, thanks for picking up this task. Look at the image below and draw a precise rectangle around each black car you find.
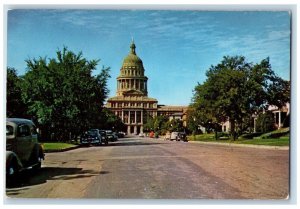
[178,132,188,142]
[105,130,117,142]
[6,118,45,185]
[80,129,108,146]
[99,130,109,145]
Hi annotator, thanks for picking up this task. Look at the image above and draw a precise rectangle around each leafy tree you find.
[143,116,155,132]
[191,56,289,140]
[255,111,276,133]
[101,109,126,132]
[21,47,110,141]
[6,67,27,118]
[167,119,184,132]
[143,115,169,134]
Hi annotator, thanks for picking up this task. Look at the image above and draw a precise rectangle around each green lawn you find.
[233,137,289,146]
[188,133,289,146]
[42,142,78,151]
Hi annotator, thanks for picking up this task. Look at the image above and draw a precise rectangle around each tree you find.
[101,109,126,132]
[255,111,276,133]
[143,115,169,134]
[21,47,110,141]
[191,56,289,140]
[167,119,184,132]
[6,67,27,118]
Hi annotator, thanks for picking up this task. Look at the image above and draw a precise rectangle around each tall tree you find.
[6,67,27,117]
[191,56,290,140]
[21,47,110,141]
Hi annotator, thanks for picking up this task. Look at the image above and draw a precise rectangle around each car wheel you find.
[32,156,42,171]
[6,160,19,187]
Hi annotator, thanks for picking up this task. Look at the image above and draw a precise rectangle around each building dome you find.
[117,40,148,97]
[122,41,143,68]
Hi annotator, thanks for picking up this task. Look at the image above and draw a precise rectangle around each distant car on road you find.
[80,129,108,146]
[138,132,145,137]
[105,130,118,142]
[99,130,109,144]
[6,118,45,185]
[112,132,119,141]
[170,132,188,142]
[170,132,179,141]
[178,132,188,142]
[116,131,126,138]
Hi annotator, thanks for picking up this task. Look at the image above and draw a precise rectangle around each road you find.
[6,137,289,199]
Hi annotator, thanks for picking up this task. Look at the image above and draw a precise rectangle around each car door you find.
[16,124,35,162]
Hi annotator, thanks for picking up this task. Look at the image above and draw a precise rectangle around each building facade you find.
[105,41,187,135]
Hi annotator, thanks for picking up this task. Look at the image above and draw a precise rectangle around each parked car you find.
[170,132,179,141]
[170,132,188,142]
[138,132,145,137]
[105,130,113,141]
[112,132,119,141]
[6,118,45,185]
[117,132,126,138]
[99,130,109,145]
[80,129,108,146]
[178,132,188,142]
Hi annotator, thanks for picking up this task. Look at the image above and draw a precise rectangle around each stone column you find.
[134,126,137,135]
[128,111,131,124]
[121,111,124,121]
[135,111,137,124]
[138,80,140,90]
[278,111,281,128]
[127,126,131,135]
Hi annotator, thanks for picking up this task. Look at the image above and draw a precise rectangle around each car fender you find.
[38,144,45,160]
[30,144,45,162]
[6,151,23,172]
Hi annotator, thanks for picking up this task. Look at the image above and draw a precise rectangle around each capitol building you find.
[105,41,187,135]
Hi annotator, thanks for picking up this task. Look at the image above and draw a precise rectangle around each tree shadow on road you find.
[6,166,98,191]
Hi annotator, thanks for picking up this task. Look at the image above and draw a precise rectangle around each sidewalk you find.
[188,140,289,150]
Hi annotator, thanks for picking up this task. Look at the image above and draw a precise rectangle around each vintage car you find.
[6,118,45,184]
[105,130,118,142]
[170,132,188,142]
[80,129,108,146]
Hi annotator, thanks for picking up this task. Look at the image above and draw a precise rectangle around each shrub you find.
[239,132,263,139]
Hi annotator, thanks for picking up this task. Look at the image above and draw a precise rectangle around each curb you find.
[44,145,80,153]
[188,140,289,150]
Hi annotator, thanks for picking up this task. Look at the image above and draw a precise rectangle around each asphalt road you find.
[6,137,289,200]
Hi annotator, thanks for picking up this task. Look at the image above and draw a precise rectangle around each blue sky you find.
[7,10,290,105]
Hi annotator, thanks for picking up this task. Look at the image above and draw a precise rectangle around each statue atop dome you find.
[130,39,136,55]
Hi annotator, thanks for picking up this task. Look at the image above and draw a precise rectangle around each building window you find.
[137,111,141,124]
[130,111,135,123]
[124,111,129,123]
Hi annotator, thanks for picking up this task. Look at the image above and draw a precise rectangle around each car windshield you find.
[87,131,97,136]
[6,125,13,136]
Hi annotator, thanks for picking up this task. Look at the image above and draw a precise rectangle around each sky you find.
[7,9,291,106]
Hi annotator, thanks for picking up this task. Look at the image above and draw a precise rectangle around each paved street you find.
[6,137,289,199]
